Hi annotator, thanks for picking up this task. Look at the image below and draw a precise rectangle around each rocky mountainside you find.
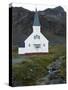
[10,6,66,47]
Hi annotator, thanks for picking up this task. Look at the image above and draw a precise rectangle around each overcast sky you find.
[9,0,67,11]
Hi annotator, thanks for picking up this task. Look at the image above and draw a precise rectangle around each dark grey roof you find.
[33,8,40,26]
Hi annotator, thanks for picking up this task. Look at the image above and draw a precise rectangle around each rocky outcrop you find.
[36,57,66,84]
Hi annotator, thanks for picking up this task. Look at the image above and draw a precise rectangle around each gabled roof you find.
[33,8,40,26]
[25,32,49,43]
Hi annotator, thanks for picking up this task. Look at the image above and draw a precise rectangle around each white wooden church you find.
[18,9,49,54]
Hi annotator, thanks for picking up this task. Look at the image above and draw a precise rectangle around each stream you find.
[36,57,65,84]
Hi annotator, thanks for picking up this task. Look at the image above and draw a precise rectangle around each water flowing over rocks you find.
[36,57,66,85]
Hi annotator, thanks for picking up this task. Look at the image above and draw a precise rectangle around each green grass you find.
[12,44,66,86]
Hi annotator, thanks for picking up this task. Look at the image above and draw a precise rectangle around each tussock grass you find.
[12,44,66,86]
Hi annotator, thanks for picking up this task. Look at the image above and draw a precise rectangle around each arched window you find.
[28,43,30,47]
[43,44,45,47]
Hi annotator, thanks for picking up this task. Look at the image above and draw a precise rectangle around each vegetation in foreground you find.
[12,44,66,86]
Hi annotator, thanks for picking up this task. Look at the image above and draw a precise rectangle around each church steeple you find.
[33,8,40,26]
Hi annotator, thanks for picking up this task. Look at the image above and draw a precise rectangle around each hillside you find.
[10,6,66,47]
[10,6,66,86]
[12,44,66,86]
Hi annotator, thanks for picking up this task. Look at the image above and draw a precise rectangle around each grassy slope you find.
[12,44,66,86]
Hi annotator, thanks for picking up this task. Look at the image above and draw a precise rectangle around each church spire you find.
[33,8,40,26]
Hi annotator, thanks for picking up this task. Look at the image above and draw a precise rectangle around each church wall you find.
[33,26,40,33]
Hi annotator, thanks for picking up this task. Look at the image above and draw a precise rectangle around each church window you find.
[34,35,40,39]
[34,44,40,48]
[29,43,30,47]
[43,44,45,47]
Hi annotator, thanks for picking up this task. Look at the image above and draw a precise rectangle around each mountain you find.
[10,6,66,47]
